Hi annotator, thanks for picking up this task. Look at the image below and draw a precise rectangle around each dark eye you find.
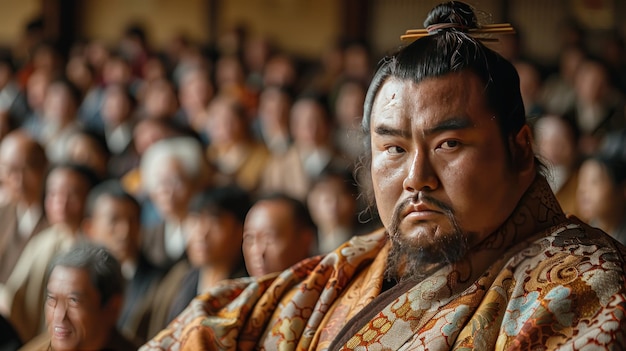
[386,146,405,155]
[439,140,460,150]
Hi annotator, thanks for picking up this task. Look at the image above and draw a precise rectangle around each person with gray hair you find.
[139,136,207,270]
[19,244,137,351]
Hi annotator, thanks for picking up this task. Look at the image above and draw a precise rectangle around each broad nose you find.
[53,301,68,323]
[402,150,439,193]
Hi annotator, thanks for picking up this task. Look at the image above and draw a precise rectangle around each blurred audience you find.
[0,131,49,283]
[205,94,269,193]
[533,115,581,217]
[82,180,164,343]
[0,163,98,342]
[147,186,250,336]
[577,153,626,245]
[139,137,205,269]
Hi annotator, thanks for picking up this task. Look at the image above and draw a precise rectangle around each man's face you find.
[45,266,112,351]
[184,212,242,268]
[370,73,524,275]
[0,140,45,205]
[576,159,617,222]
[149,158,194,220]
[86,195,141,264]
[45,168,89,230]
[242,201,311,277]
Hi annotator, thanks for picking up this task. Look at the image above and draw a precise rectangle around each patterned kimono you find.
[141,176,626,350]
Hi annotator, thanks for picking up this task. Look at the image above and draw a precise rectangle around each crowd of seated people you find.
[0,17,624,349]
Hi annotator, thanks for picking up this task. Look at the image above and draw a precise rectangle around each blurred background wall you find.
[0,0,624,68]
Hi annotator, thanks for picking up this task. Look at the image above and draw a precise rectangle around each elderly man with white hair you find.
[139,136,206,270]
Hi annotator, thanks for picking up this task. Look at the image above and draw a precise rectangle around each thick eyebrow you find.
[374,116,474,139]
[373,125,411,139]
[423,116,474,136]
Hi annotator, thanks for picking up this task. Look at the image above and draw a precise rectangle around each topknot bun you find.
[423,1,478,32]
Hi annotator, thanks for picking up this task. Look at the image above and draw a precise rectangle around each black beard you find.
[384,193,469,282]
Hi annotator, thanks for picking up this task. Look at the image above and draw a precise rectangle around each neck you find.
[199,264,233,291]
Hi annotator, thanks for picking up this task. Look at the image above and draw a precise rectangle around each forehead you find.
[48,266,95,294]
[371,72,492,128]
[47,168,86,188]
[246,201,294,226]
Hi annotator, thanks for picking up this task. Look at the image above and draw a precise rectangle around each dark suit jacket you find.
[117,254,166,344]
[141,221,182,271]
[0,203,49,283]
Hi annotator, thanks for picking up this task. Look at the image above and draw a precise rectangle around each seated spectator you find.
[19,244,137,351]
[120,118,194,197]
[0,131,49,283]
[205,94,269,193]
[307,169,368,254]
[331,78,367,163]
[23,77,83,163]
[174,66,214,141]
[82,180,164,343]
[260,93,350,201]
[533,115,581,217]
[147,186,250,336]
[99,83,139,178]
[0,163,98,342]
[140,137,205,269]
[252,85,293,155]
[243,193,317,277]
[565,58,626,156]
[577,154,626,245]
[64,128,111,181]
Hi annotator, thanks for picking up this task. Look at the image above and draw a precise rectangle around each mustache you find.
[388,193,455,242]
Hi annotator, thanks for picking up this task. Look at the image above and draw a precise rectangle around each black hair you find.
[47,243,125,306]
[256,193,317,235]
[188,185,251,225]
[85,179,140,218]
[363,1,525,158]
[46,162,101,191]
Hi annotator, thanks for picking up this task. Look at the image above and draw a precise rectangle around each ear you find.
[511,124,536,178]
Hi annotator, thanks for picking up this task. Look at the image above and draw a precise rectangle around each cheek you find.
[371,153,406,225]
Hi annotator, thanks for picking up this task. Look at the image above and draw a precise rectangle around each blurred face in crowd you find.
[185,211,243,268]
[258,87,290,133]
[534,115,576,168]
[45,168,90,231]
[243,200,313,277]
[65,133,109,178]
[0,133,46,205]
[149,158,194,220]
[45,266,116,351]
[43,82,77,127]
[290,99,330,149]
[206,98,247,146]
[307,175,357,230]
[85,195,141,264]
[576,159,623,223]
[143,79,178,120]
[102,84,133,127]
[335,81,365,129]
[369,73,533,278]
